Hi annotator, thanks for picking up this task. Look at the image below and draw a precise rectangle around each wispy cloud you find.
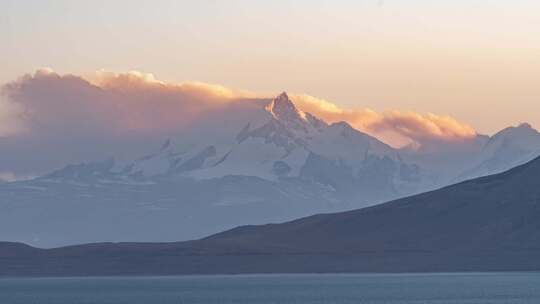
[291,94,477,147]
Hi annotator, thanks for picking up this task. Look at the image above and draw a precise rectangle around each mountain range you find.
[1,92,540,247]
[2,153,540,276]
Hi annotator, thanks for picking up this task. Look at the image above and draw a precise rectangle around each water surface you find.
[1,272,539,303]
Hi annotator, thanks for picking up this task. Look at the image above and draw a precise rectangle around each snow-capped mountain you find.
[398,135,489,187]
[2,92,540,247]
[119,92,422,195]
[456,123,540,181]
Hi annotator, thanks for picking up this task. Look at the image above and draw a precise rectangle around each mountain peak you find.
[266,92,305,122]
[276,91,290,102]
[517,122,534,130]
[481,122,540,156]
[330,121,354,130]
[494,122,539,139]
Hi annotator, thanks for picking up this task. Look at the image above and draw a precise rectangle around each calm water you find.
[0,273,539,304]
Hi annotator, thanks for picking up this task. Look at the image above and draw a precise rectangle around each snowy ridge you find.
[113,92,414,186]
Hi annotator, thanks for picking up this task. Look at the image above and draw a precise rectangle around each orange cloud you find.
[291,94,477,147]
[4,69,258,134]
[93,70,257,100]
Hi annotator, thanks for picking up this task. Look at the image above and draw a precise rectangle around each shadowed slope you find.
[202,155,540,254]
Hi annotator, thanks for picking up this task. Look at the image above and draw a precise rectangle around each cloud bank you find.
[0,69,478,177]
[0,92,26,137]
[2,69,253,136]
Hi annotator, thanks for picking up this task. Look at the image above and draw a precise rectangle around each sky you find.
[1,0,540,168]
[0,0,540,178]
[2,0,540,134]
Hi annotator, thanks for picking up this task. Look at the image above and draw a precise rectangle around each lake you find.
[0,273,539,303]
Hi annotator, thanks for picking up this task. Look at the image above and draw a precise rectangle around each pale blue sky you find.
[2,0,540,133]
